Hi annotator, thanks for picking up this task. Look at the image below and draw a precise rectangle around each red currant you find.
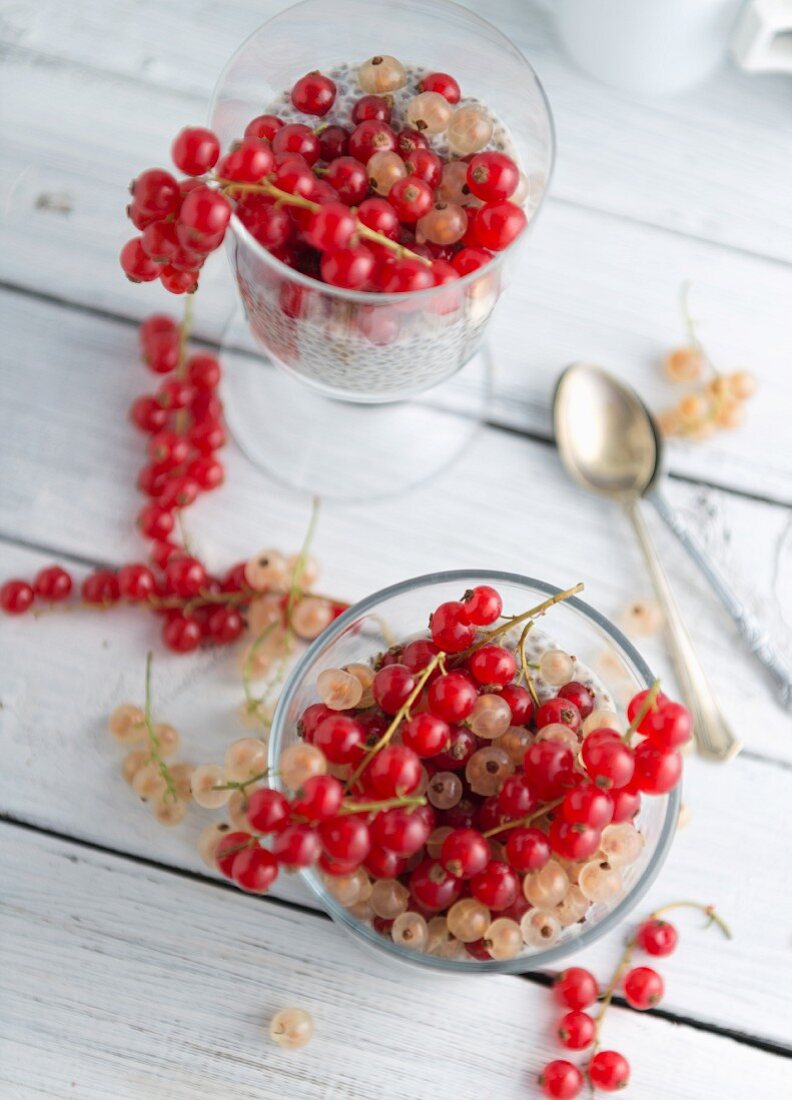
[539,1060,583,1098]
[498,774,536,818]
[472,200,527,251]
[498,683,534,726]
[189,418,226,454]
[148,430,189,469]
[430,600,475,653]
[440,827,490,878]
[178,186,232,244]
[207,606,244,644]
[356,196,399,239]
[131,168,180,218]
[581,737,635,790]
[117,563,156,601]
[505,826,551,872]
[466,152,519,202]
[366,744,422,799]
[245,787,290,833]
[632,742,682,794]
[313,715,365,765]
[549,818,601,861]
[558,680,594,718]
[402,148,442,188]
[290,70,336,116]
[420,72,461,103]
[643,701,692,750]
[321,246,375,289]
[401,713,450,758]
[304,202,356,252]
[162,612,202,652]
[395,128,429,157]
[217,137,274,183]
[387,176,433,223]
[81,570,120,605]
[462,584,502,625]
[468,644,517,687]
[523,741,576,800]
[470,860,518,911]
[0,580,34,614]
[562,784,614,829]
[433,724,478,771]
[451,247,491,276]
[557,1009,595,1051]
[409,858,462,911]
[231,845,278,893]
[371,805,432,857]
[165,555,206,597]
[318,125,351,160]
[244,114,284,143]
[554,967,599,1010]
[272,123,321,165]
[352,94,392,124]
[623,965,664,1009]
[272,822,321,868]
[33,566,72,602]
[171,126,220,176]
[536,696,581,732]
[378,257,434,293]
[588,1051,630,1091]
[427,671,478,722]
[120,238,160,282]
[324,156,369,205]
[319,814,370,865]
[216,831,253,876]
[635,918,678,957]
[348,120,397,163]
[187,455,224,491]
[626,687,670,731]
[611,786,642,823]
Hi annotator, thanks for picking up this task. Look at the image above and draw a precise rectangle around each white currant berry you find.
[316,668,363,711]
[197,821,231,870]
[538,649,574,686]
[109,704,146,745]
[269,1007,314,1050]
[190,764,230,809]
[121,748,149,785]
[279,742,327,790]
[245,549,288,592]
[391,910,428,951]
[224,737,268,782]
[358,54,406,94]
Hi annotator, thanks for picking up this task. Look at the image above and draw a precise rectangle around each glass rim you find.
[269,569,681,975]
[209,0,556,305]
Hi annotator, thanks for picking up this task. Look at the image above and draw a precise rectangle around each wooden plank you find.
[3,0,792,262]
[1,56,791,501]
[1,526,791,1043]
[2,823,790,1100]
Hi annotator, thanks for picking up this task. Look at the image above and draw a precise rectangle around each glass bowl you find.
[268,570,680,974]
[209,0,555,403]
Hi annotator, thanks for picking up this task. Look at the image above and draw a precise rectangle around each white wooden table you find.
[1,2,791,1096]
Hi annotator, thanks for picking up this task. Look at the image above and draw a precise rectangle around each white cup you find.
[548,0,747,95]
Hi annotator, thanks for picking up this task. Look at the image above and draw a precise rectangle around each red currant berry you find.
[325,156,369,205]
[462,584,502,625]
[348,120,397,163]
[581,737,635,790]
[189,418,226,454]
[352,94,392,124]
[272,123,321,165]
[539,1059,583,1098]
[562,784,614,829]
[158,474,199,511]
[244,114,284,142]
[291,71,336,116]
[318,124,350,160]
[81,570,120,605]
[165,555,206,597]
[171,126,220,176]
[557,1009,596,1051]
[149,540,180,570]
[217,137,274,183]
[304,201,356,252]
[321,245,375,289]
[117,563,156,601]
[120,237,160,282]
[142,333,181,376]
[131,168,180,218]
[472,201,527,251]
[588,1051,630,1092]
[468,644,517,687]
[138,501,175,541]
[505,826,551,872]
[470,860,518,911]
[237,194,294,248]
[430,601,475,653]
[155,378,195,411]
[387,176,433,223]
[162,612,202,652]
[409,858,463,911]
[313,715,364,765]
[451,247,491,276]
[432,724,478,771]
[244,788,290,833]
[272,822,320,868]
[643,701,692,750]
[498,683,534,726]
[636,918,678,957]
[319,814,370,865]
[549,818,602,861]
[466,152,519,202]
[33,566,72,602]
[140,220,179,263]
[187,455,224,491]
[371,805,432,857]
[231,845,278,893]
[400,638,440,673]
[127,201,158,230]
[624,964,665,1010]
[420,72,461,104]
[554,967,599,1010]
[207,605,244,644]
[148,430,189,469]
[611,786,642,823]
[299,702,333,742]
[290,775,343,822]
[378,257,434,293]
[536,696,582,732]
[632,742,683,794]
[558,680,594,718]
[364,845,407,879]
[440,827,490,878]
[356,196,400,239]
[216,831,253,876]
[0,580,34,614]
[366,744,421,799]
[160,265,199,295]
[427,671,478,722]
[498,774,536,818]
[626,687,670,731]
[178,185,232,244]
[401,713,449,758]
[395,128,429,157]
[402,148,442,188]
[523,741,576,800]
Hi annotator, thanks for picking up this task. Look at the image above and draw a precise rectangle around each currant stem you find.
[211,768,273,794]
[516,620,540,706]
[460,583,585,658]
[590,935,637,1057]
[286,496,320,630]
[482,796,564,838]
[622,678,662,745]
[217,177,432,267]
[142,651,179,802]
[650,900,732,940]
[337,794,426,815]
[345,651,447,791]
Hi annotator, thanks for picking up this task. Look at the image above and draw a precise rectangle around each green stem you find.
[211,768,273,794]
[337,795,426,815]
[483,796,563,838]
[217,177,432,267]
[516,619,540,707]
[143,652,179,802]
[346,651,447,791]
[459,583,585,658]
[650,900,732,940]
[622,679,662,745]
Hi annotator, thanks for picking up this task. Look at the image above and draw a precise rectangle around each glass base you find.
[219,304,493,501]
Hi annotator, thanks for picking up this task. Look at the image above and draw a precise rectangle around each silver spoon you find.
[553,362,742,762]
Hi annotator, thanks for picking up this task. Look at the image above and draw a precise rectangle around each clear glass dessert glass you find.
[268,570,681,974]
[209,0,555,497]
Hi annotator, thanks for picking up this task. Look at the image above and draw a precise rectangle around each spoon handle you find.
[651,492,792,711]
[623,497,742,762]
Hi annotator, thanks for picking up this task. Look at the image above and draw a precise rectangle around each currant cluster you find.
[192,583,689,960]
[120,56,528,299]
[539,900,731,1096]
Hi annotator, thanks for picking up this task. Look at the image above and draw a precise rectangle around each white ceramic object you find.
[547,0,746,95]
